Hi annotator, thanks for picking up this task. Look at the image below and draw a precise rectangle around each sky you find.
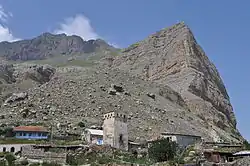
[0,0,249,140]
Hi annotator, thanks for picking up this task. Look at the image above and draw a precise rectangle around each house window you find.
[38,133,42,137]
[23,133,26,136]
[42,133,47,137]
[29,133,32,137]
[3,147,6,152]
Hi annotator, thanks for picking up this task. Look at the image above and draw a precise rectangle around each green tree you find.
[243,140,250,150]
[148,139,178,162]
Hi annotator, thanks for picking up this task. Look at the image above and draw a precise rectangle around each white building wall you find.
[176,135,200,148]
[0,144,34,153]
[162,134,201,148]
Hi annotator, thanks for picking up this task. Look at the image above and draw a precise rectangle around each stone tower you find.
[103,112,128,151]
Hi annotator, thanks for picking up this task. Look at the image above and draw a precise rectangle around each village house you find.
[161,132,202,149]
[202,142,243,163]
[13,126,49,140]
[82,128,103,145]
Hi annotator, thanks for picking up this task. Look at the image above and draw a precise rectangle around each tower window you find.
[119,134,124,147]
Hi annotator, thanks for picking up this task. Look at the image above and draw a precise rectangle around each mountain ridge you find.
[0,22,243,143]
[0,32,116,61]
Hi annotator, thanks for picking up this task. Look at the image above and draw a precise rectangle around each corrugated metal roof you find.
[13,126,48,132]
[233,151,250,156]
[86,129,103,136]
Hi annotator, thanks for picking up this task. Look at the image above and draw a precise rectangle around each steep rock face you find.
[0,63,16,84]
[0,33,115,61]
[113,22,240,141]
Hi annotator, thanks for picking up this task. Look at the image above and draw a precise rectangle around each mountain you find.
[0,32,116,61]
[111,22,241,142]
[0,23,243,143]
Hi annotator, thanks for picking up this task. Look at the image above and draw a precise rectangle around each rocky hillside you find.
[0,22,243,143]
[0,32,116,61]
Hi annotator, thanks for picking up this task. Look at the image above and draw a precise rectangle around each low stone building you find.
[161,132,202,148]
[82,128,103,145]
[0,144,34,153]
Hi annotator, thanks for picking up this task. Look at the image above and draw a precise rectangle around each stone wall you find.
[0,144,34,153]
[21,145,67,163]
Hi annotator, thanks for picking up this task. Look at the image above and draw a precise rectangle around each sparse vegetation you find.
[0,159,6,166]
[148,139,178,162]
[0,127,14,137]
[243,140,250,150]
[29,163,40,166]
[77,121,86,128]
[0,138,47,144]
[41,162,62,166]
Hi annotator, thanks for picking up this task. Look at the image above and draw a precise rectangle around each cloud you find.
[54,14,98,40]
[0,5,19,42]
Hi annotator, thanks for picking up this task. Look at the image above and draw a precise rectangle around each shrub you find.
[4,153,16,166]
[0,159,6,166]
[148,139,178,162]
[243,140,250,150]
[41,161,62,166]
[0,128,14,137]
[98,156,113,164]
[77,121,85,128]
[29,163,41,166]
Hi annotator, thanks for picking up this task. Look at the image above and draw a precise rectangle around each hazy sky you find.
[0,0,249,140]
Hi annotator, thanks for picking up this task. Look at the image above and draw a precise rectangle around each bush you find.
[77,121,85,128]
[148,139,178,162]
[97,156,113,164]
[66,155,78,165]
[243,140,250,150]
[29,163,41,166]
[5,153,16,166]
[41,162,62,166]
[0,159,6,166]
[0,128,14,137]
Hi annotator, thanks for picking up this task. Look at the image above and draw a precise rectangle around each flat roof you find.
[85,129,103,136]
[233,151,250,156]
[161,132,201,138]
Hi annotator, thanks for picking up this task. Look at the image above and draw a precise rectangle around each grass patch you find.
[56,59,94,67]
[0,138,48,144]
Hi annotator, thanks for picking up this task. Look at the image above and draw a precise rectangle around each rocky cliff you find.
[112,22,241,142]
[0,22,243,143]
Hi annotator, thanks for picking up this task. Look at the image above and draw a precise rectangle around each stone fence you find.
[21,145,67,163]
